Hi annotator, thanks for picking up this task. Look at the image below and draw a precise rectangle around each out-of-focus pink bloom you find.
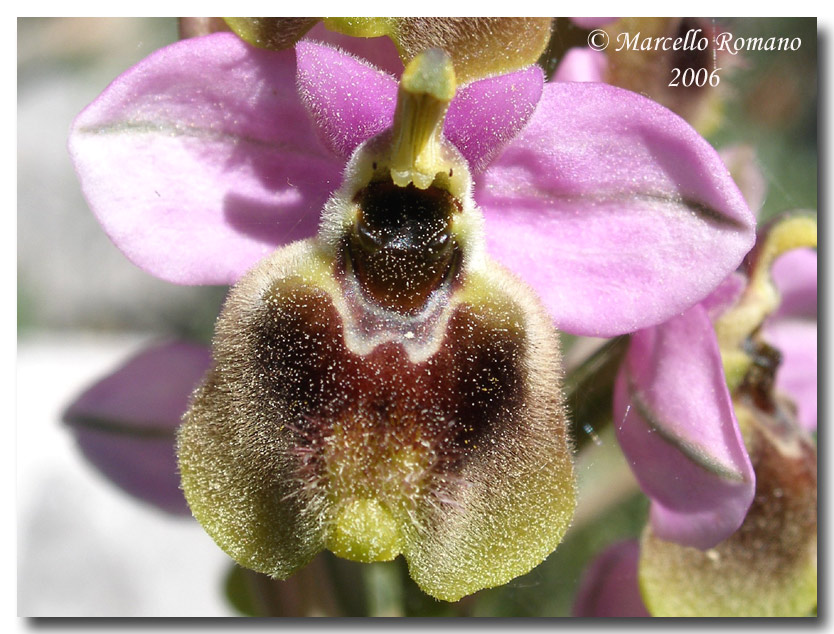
[765,248,817,431]
[572,540,649,617]
[570,17,619,29]
[63,341,212,514]
[553,48,607,83]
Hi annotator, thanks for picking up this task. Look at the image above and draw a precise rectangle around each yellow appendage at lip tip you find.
[327,498,404,563]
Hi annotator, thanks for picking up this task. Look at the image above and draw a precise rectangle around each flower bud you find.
[227,17,553,84]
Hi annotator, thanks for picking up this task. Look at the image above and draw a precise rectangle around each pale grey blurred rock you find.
[18,18,226,337]
[17,334,235,616]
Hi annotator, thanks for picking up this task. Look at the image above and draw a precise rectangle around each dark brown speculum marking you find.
[347,180,462,314]
[252,280,528,514]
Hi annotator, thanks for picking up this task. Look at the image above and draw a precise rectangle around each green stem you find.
[363,560,405,617]
[241,556,343,616]
[562,336,629,452]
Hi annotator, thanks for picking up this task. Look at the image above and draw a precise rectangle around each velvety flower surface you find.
[69,32,755,339]
[613,303,755,549]
[294,42,542,173]
[68,30,757,600]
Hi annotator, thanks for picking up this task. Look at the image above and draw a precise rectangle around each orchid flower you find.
[580,364,817,618]
[575,243,816,618]
[68,26,755,601]
[610,213,817,616]
[612,210,816,550]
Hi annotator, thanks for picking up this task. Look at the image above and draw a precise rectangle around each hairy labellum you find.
[638,394,817,616]
[177,50,576,602]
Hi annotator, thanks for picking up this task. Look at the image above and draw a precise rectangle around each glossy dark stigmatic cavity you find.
[348,180,461,313]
